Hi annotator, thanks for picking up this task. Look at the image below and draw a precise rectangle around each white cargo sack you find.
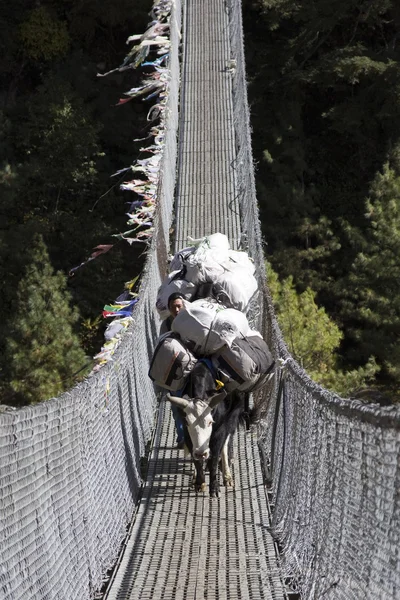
[212,335,275,392]
[148,333,197,391]
[172,299,251,355]
[208,309,252,354]
[156,270,197,320]
[166,235,259,313]
[171,299,223,354]
[167,236,258,313]
[188,233,231,254]
[224,250,256,275]
[169,246,195,273]
[180,234,231,285]
[212,266,258,312]
[210,250,257,312]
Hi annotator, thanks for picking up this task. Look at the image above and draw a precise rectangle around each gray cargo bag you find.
[212,335,275,392]
[149,333,197,391]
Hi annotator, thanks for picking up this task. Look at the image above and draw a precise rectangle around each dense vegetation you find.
[2,0,399,404]
[244,0,400,400]
[0,0,152,404]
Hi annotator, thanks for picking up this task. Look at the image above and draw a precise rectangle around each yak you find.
[167,360,253,498]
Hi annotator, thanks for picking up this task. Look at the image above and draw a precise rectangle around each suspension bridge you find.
[1,1,399,599]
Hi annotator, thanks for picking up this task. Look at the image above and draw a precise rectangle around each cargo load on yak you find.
[155,233,258,317]
[149,302,274,394]
[150,233,274,395]
[171,299,252,356]
[211,335,275,392]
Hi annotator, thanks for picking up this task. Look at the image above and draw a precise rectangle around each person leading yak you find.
[160,292,186,448]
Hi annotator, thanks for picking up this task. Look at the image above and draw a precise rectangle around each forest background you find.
[0,0,399,405]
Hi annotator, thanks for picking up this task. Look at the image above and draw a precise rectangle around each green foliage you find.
[244,0,400,394]
[4,235,89,404]
[337,156,400,379]
[267,263,379,395]
[79,315,105,356]
[20,7,70,61]
[246,0,400,223]
[15,75,103,208]
[0,0,153,406]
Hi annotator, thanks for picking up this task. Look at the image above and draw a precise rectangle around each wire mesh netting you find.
[0,1,181,598]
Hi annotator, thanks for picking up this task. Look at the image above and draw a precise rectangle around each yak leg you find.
[193,459,206,493]
[208,454,220,498]
[182,428,206,493]
[221,435,234,488]
[209,430,230,498]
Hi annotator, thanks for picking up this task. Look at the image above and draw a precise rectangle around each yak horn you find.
[208,389,227,409]
[166,393,190,409]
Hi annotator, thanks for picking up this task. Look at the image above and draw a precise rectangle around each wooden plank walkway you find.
[103,1,287,598]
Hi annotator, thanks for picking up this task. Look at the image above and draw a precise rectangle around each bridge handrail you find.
[0,2,181,599]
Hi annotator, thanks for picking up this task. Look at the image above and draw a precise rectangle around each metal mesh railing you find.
[227,0,400,598]
[0,2,181,599]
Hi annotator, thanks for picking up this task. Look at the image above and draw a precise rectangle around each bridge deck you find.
[104,0,287,598]
[175,0,240,249]
[104,403,285,600]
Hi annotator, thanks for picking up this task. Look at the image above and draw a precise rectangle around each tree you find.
[13,75,103,214]
[0,0,154,381]
[267,263,379,395]
[19,6,70,62]
[337,156,400,381]
[4,234,88,404]
[244,0,400,393]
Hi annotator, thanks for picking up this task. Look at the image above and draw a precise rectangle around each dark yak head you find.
[167,361,226,461]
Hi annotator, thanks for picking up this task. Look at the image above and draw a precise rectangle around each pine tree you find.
[5,235,88,404]
[19,7,70,62]
[267,263,379,395]
[245,0,400,394]
[338,157,400,381]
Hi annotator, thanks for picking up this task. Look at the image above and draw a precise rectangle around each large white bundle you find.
[188,233,231,253]
[211,250,257,312]
[185,254,226,285]
[208,309,252,353]
[178,234,231,285]
[170,236,232,276]
[171,299,223,354]
[166,234,259,313]
[224,250,256,275]
[171,299,251,355]
[156,270,197,320]
[169,246,195,273]
[212,266,258,312]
